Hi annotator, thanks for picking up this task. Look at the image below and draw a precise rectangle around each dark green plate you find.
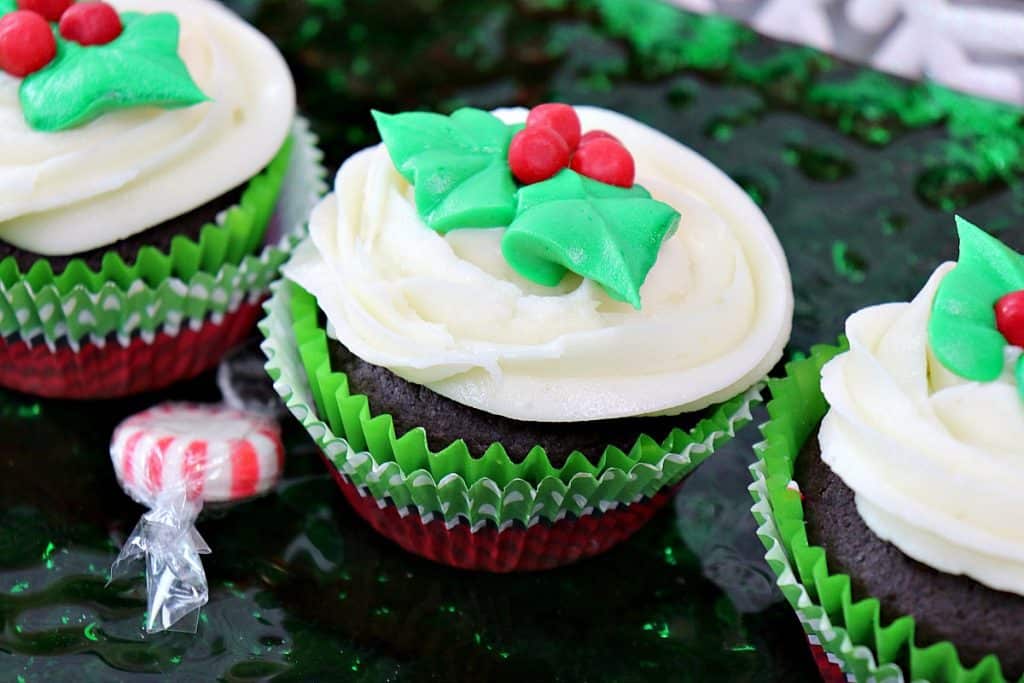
[1,0,1021,680]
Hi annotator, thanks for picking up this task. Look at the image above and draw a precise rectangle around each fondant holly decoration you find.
[579,130,619,146]
[0,10,56,77]
[374,105,679,308]
[995,291,1024,347]
[503,169,679,308]
[510,103,637,188]
[59,1,122,46]
[571,136,635,188]
[17,0,71,22]
[0,2,207,132]
[527,103,582,150]
[929,216,1024,400]
[373,108,521,233]
[508,126,570,184]
[21,12,207,131]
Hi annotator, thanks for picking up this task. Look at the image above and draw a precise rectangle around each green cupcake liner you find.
[749,343,1020,683]
[0,117,327,346]
[261,277,762,527]
[0,138,291,295]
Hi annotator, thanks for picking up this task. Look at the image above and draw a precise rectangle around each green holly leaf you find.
[929,216,1024,382]
[502,170,680,309]
[0,0,15,17]
[20,12,208,132]
[372,108,520,233]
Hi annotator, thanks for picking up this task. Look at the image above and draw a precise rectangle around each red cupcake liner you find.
[320,450,679,572]
[0,299,264,399]
[807,635,852,683]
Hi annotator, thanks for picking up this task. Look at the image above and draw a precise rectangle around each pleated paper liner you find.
[0,118,325,344]
[0,299,265,398]
[0,118,327,398]
[749,343,1018,683]
[2,133,291,296]
[329,468,682,573]
[261,277,762,570]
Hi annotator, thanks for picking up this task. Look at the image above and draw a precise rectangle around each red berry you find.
[570,138,635,188]
[995,290,1024,347]
[59,1,121,46]
[579,130,620,147]
[16,0,74,22]
[0,11,56,78]
[527,103,581,151]
[508,126,571,185]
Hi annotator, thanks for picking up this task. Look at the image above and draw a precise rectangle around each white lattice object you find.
[669,0,1024,105]
[751,0,837,52]
[850,0,1024,103]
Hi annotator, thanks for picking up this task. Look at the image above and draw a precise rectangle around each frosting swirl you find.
[820,264,1024,595]
[285,106,792,422]
[0,0,295,255]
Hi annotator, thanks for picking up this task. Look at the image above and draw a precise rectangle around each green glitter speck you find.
[42,542,55,569]
[83,623,99,642]
[831,241,867,283]
[9,581,29,594]
[643,622,671,638]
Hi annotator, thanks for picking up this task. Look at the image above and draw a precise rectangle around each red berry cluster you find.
[0,1,121,78]
[508,104,636,188]
[996,290,1024,347]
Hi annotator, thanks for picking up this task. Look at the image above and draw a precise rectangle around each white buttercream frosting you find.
[0,0,295,255]
[285,106,793,422]
[820,263,1024,595]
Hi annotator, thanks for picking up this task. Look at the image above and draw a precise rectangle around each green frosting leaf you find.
[20,12,208,132]
[372,108,520,232]
[0,0,15,17]
[502,170,680,308]
[929,216,1024,382]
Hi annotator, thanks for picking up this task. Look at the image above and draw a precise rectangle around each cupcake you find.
[0,0,324,399]
[263,103,793,571]
[751,217,1024,681]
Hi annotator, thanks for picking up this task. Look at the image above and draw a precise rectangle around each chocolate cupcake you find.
[751,218,1024,682]
[264,103,793,571]
[0,0,324,398]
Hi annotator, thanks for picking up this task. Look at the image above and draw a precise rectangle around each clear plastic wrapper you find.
[109,402,284,633]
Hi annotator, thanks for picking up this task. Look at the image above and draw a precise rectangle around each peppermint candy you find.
[111,402,284,505]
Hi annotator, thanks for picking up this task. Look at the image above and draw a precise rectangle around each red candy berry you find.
[579,130,620,147]
[59,1,122,46]
[570,138,635,188]
[995,290,1024,347]
[16,0,74,22]
[508,126,571,185]
[0,11,57,78]
[527,103,582,151]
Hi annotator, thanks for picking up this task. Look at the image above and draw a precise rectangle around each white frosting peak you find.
[286,106,793,422]
[820,264,1024,595]
[0,0,295,255]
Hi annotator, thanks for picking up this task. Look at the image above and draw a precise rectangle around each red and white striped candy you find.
[110,403,284,505]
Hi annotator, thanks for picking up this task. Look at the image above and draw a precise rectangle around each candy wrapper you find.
[109,402,284,633]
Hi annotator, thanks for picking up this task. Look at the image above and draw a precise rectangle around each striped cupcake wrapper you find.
[261,276,762,568]
[0,117,326,398]
[749,344,1018,683]
[0,116,327,346]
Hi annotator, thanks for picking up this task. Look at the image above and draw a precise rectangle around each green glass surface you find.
[2,0,1023,680]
